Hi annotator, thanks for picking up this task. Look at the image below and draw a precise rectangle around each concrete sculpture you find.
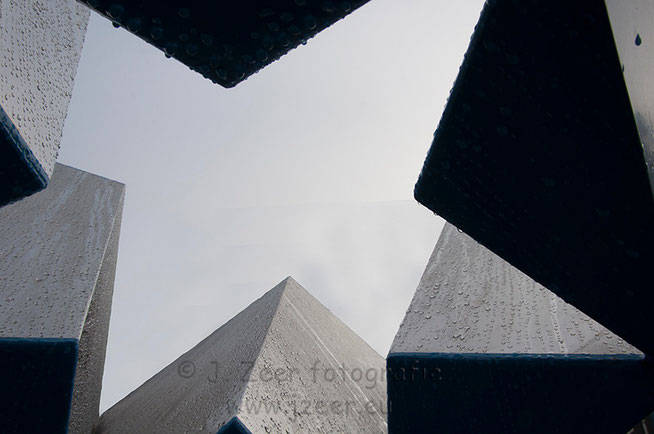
[414,0,654,356]
[0,163,125,433]
[96,277,387,433]
[388,224,654,433]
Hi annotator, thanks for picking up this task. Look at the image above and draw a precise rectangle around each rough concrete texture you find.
[76,1,370,88]
[0,0,89,176]
[391,223,639,356]
[96,277,387,433]
[387,224,654,433]
[413,0,654,357]
[0,163,125,433]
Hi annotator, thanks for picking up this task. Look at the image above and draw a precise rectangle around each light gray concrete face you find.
[391,223,639,356]
[238,277,387,433]
[0,163,125,433]
[96,277,387,434]
[0,0,89,205]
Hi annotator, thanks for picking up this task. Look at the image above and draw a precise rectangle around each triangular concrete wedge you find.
[75,1,371,88]
[96,277,387,433]
[388,224,654,434]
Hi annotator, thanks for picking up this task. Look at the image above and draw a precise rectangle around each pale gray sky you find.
[58,0,485,412]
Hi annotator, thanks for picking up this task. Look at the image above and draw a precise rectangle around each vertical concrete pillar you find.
[0,163,125,433]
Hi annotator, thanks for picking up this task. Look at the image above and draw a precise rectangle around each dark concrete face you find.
[76,0,370,88]
[0,164,125,433]
[414,0,654,356]
[0,0,89,206]
[388,224,654,434]
[96,277,387,434]
[388,354,654,434]
[0,338,78,433]
[0,105,48,208]
[216,417,252,434]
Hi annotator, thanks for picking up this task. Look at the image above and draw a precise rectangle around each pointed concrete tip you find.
[282,275,296,285]
[267,276,298,296]
[96,275,387,433]
[278,275,301,292]
[277,276,313,299]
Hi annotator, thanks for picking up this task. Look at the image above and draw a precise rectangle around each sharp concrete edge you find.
[70,187,125,434]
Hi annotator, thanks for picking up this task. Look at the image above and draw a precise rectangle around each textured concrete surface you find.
[0,163,124,433]
[76,1,370,88]
[0,0,89,206]
[391,223,638,356]
[388,224,654,433]
[413,0,654,357]
[96,277,387,433]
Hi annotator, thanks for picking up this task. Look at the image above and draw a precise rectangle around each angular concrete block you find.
[76,1,370,88]
[414,0,654,356]
[388,224,654,433]
[0,1,89,206]
[0,163,125,433]
[96,277,387,433]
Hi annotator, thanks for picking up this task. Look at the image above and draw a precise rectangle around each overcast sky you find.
[58,0,485,412]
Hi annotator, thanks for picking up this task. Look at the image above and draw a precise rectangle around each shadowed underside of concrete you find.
[414,0,654,357]
[76,0,370,88]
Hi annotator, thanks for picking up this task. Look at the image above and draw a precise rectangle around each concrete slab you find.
[413,0,654,356]
[0,163,125,433]
[0,1,89,206]
[388,224,654,433]
[75,1,370,88]
[96,277,387,433]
